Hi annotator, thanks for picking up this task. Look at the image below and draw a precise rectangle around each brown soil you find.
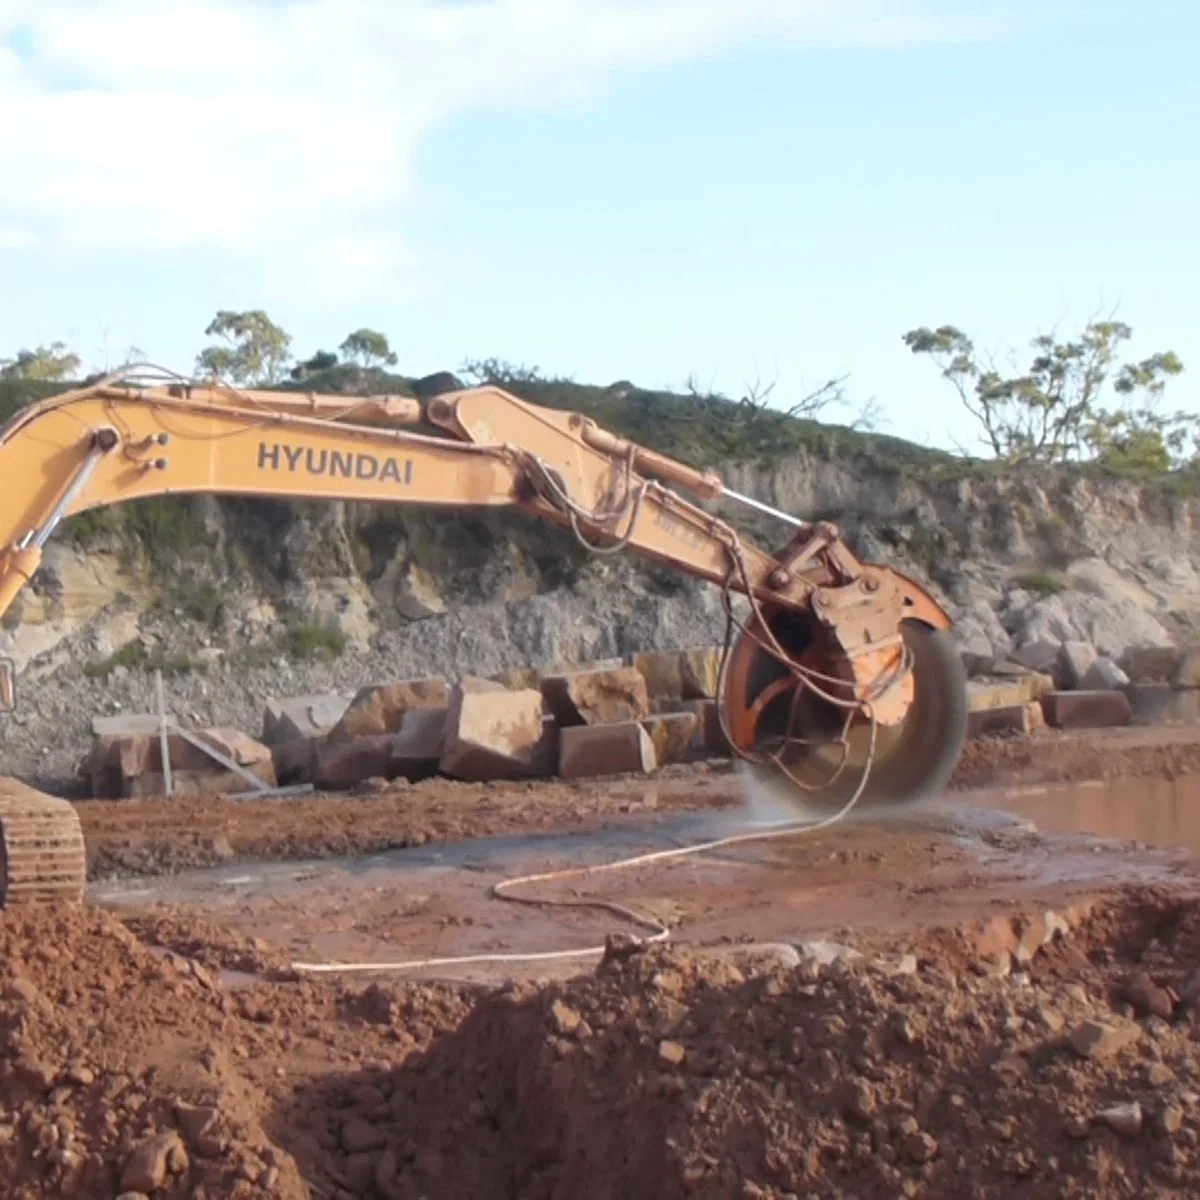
[5,888,1200,1198]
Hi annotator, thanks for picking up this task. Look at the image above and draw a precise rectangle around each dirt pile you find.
[5,887,1200,1198]
[0,905,312,1199]
[286,888,1200,1199]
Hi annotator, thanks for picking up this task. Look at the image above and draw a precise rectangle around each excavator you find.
[0,366,967,909]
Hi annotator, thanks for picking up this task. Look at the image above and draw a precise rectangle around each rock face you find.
[439,680,554,781]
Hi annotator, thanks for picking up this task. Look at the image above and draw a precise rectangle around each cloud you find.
[0,0,1028,298]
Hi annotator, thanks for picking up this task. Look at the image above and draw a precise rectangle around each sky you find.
[1,0,1197,455]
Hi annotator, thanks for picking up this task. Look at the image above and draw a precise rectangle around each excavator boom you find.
[0,367,968,906]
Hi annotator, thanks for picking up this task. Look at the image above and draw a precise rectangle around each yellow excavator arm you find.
[0,367,967,814]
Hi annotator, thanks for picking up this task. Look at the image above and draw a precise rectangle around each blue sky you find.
[1,0,1197,456]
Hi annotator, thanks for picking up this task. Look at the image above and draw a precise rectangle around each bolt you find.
[861,575,880,593]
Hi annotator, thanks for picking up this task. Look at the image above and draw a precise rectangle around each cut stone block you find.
[559,723,657,780]
[679,648,723,700]
[488,667,541,691]
[126,761,277,798]
[1121,645,1180,685]
[540,666,649,727]
[272,738,318,786]
[640,712,701,765]
[1026,700,1046,732]
[966,705,1031,739]
[1125,684,1200,726]
[85,726,273,798]
[330,678,449,739]
[390,707,448,781]
[1041,690,1132,730]
[680,699,732,757]
[1058,641,1097,690]
[315,734,397,790]
[91,713,161,737]
[440,682,552,781]
[262,694,351,745]
[967,674,1054,711]
[1173,650,1200,690]
[631,650,685,702]
[1080,657,1130,691]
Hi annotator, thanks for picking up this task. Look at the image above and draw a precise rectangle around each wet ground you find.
[89,753,1200,985]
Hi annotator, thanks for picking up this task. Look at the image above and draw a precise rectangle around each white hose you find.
[289,718,877,975]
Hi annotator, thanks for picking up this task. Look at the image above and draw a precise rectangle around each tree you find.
[289,350,340,381]
[0,342,81,382]
[195,310,292,385]
[903,316,1188,468]
[339,328,397,370]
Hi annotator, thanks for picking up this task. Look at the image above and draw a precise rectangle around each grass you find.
[281,622,348,660]
[82,640,200,679]
[1015,570,1068,597]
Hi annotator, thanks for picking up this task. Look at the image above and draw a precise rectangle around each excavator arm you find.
[0,367,967,903]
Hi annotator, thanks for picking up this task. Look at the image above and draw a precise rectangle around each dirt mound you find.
[281,889,1200,1199]
[0,905,311,1198]
[5,886,1200,1198]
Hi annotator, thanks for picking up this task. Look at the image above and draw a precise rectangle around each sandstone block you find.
[679,647,723,700]
[1125,683,1200,726]
[559,723,657,780]
[272,738,318,786]
[1026,700,1046,731]
[631,650,685,702]
[1041,690,1132,730]
[680,699,732,757]
[330,677,449,739]
[1173,649,1200,690]
[126,762,277,798]
[1121,645,1180,685]
[966,705,1030,739]
[440,682,552,781]
[639,712,700,765]
[315,734,397,790]
[1058,641,1097,690]
[1080,657,1130,691]
[262,694,350,745]
[967,674,1053,711]
[1011,640,1062,677]
[91,713,161,737]
[540,666,649,727]
[390,707,448,780]
[488,667,541,691]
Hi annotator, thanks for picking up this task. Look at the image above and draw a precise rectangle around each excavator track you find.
[0,778,87,908]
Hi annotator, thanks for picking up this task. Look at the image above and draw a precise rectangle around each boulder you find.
[273,738,318,786]
[315,735,397,790]
[126,762,277,798]
[262,694,351,745]
[1010,640,1062,676]
[1041,690,1132,730]
[390,708,448,781]
[440,680,553,781]
[639,712,701,765]
[540,666,649,727]
[1080,657,1130,692]
[329,678,449,740]
[559,723,657,780]
[1012,592,1172,662]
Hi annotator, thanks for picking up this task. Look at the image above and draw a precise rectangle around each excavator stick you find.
[0,365,969,906]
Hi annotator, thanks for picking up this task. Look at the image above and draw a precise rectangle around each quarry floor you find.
[9,724,1200,1197]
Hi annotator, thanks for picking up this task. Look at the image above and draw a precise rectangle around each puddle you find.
[962,774,1200,857]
